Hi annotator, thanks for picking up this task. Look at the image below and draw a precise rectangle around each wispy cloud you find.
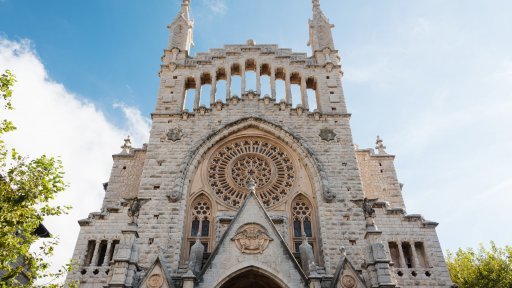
[202,0,227,14]
[0,37,149,282]
[113,102,151,146]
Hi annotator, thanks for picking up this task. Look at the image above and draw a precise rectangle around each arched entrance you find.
[218,268,286,288]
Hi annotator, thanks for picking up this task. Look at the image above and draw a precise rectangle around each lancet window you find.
[188,195,212,253]
[291,195,316,254]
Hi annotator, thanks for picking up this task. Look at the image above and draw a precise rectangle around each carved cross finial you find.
[375,135,387,155]
[247,176,256,194]
[121,136,132,154]
[183,0,190,5]
[312,0,320,8]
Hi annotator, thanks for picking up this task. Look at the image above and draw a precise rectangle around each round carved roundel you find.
[146,274,164,288]
[341,275,356,288]
[208,138,295,208]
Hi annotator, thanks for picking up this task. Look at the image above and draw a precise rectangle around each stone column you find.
[300,76,308,109]
[285,69,292,104]
[90,240,101,267]
[109,229,138,287]
[194,76,201,109]
[210,73,217,104]
[397,241,406,268]
[241,65,246,95]
[226,69,231,100]
[410,241,419,268]
[256,64,261,95]
[102,240,112,266]
[270,67,276,99]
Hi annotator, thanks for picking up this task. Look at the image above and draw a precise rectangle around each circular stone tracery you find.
[208,138,295,208]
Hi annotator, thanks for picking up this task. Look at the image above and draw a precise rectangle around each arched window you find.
[290,72,302,108]
[215,68,227,102]
[275,68,286,102]
[231,63,242,97]
[260,64,271,98]
[200,73,212,108]
[291,195,316,254]
[183,77,196,111]
[306,77,318,111]
[188,195,212,253]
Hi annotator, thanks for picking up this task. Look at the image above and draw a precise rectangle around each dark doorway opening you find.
[219,269,284,288]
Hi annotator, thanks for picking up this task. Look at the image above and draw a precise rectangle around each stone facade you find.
[66,1,454,287]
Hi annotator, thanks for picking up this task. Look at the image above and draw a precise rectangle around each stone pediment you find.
[137,255,175,288]
[330,252,367,288]
[196,192,308,287]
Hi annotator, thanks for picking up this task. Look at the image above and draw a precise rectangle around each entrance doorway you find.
[218,269,285,288]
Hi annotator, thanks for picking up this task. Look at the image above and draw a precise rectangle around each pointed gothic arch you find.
[215,266,289,288]
[171,117,334,204]
[183,193,214,259]
[289,193,320,259]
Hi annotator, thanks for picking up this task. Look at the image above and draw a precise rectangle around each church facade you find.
[66,1,454,287]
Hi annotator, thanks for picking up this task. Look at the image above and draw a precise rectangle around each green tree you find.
[0,70,73,287]
[447,241,512,288]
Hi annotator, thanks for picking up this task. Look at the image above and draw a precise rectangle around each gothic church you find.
[67,1,454,287]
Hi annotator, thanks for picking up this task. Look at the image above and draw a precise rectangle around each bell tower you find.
[66,1,454,287]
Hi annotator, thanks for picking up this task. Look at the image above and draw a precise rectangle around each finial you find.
[312,0,322,13]
[375,136,387,155]
[340,246,346,256]
[247,176,256,194]
[183,0,190,5]
[121,136,132,154]
[302,233,308,243]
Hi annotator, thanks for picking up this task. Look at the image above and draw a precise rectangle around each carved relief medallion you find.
[146,273,164,288]
[231,223,273,254]
[319,128,336,141]
[167,127,183,142]
[208,138,295,208]
[341,275,356,288]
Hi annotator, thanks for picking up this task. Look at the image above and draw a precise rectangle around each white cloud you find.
[113,103,151,146]
[0,38,150,282]
[202,0,227,14]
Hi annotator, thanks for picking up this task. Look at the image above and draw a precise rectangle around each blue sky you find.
[1,0,512,279]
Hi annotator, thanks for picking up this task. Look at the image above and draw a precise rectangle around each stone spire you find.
[167,0,194,53]
[308,0,335,54]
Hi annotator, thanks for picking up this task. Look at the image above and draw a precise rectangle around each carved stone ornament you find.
[146,273,164,288]
[341,275,356,288]
[167,127,183,142]
[208,138,295,208]
[231,223,273,254]
[319,128,336,141]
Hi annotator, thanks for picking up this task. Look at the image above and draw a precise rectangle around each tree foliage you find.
[447,241,512,288]
[0,70,73,287]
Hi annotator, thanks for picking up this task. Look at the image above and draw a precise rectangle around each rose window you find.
[208,138,295,208]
